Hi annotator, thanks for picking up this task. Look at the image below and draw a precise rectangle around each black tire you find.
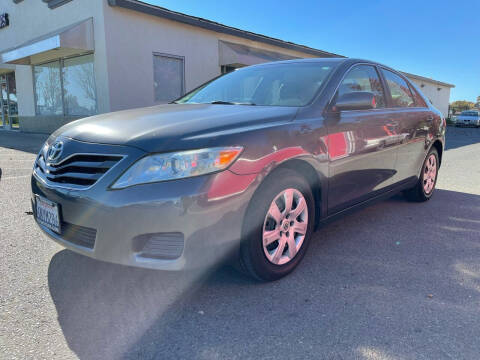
[239,168,315,281]
[404,147,439,202]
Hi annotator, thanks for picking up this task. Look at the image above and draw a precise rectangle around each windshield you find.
[176,62,338,107]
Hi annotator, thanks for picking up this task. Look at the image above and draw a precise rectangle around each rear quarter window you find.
[409,86,428,107]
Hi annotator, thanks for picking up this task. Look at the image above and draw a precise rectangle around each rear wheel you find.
[404,148,439,202]
[239,169,315,281]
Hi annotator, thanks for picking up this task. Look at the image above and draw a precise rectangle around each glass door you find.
[0,75,8,129]
[7,73,18,128]
[0,73,18,130]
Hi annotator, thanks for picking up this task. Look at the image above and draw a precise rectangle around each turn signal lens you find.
[218,149,242,167]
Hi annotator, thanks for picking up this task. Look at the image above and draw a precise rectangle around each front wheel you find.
[404,148,439,202]
[239,169,315,281]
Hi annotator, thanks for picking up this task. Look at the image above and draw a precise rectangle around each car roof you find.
[241,58,413,87]
[247,57,391,70]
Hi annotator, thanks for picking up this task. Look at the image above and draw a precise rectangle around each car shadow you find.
[0,131,48,154]
[48,189,480,359]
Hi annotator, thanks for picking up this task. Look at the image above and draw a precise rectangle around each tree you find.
[450,100,475,114]
[75,63,96,104]
[39,67,62,114]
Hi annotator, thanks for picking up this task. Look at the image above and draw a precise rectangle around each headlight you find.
[111,147,243,189]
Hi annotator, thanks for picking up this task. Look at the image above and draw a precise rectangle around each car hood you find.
[54,104,298,153]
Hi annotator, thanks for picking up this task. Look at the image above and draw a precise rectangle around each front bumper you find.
[31,142,259,271]
[456,119,480,127]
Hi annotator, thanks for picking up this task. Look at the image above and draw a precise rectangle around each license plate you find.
[35,196,61,234]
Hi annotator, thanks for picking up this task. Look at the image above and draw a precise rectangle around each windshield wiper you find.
[209,100,256,106]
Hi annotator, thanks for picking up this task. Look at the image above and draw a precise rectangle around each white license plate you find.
[35,196,61,234]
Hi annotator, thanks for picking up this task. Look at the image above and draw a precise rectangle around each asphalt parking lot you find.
[1,127,480,360]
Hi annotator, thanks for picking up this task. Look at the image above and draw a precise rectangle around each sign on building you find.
[0,13,9,29]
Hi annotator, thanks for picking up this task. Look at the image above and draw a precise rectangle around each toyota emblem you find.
[47,141,64,162]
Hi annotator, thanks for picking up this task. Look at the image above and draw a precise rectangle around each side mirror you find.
[334,91,376,111]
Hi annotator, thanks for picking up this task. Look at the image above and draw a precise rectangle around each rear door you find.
[379,68,431,182]
[326,64,399,214]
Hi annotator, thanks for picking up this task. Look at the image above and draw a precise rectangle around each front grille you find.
[34,153,123,189]
[62,221,97,249]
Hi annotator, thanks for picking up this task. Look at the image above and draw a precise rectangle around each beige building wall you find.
[102,5,318,112]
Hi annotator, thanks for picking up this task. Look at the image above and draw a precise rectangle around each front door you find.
[326,64,399,214]
[0,73,18,130]
[0,76,8,129]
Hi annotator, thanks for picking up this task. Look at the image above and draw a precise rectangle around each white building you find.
[0,0,454,133]
[400,72,454,118]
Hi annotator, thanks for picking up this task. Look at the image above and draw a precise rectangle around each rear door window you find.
[381,69,415,108]
[337,65,386,108]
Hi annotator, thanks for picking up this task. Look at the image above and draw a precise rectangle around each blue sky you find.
[146,0,479,103]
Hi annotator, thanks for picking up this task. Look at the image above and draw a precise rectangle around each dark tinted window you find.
[153,54,185,102]
[337,65,386,108]
[381,69,415,108]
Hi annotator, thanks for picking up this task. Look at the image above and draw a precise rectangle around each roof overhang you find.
[0,63,15,75]
[219,41,298,67]
[0,18,94,65]
[401,71,455,88]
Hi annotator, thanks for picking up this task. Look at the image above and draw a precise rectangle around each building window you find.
[153,53,184,103]
[33,54,97,116]
[63,54,97,116]
[34,61,63,115]
[221,65,237,74]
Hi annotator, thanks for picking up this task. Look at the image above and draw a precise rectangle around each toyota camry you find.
[32,58,445,281]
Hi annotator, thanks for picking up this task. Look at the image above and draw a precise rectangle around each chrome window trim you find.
[33,152,127,191]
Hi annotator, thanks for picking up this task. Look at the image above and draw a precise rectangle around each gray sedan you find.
[32,58,445,281]
[455,110,480,127]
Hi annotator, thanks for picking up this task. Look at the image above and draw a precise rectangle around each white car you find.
[455,110,480,127]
